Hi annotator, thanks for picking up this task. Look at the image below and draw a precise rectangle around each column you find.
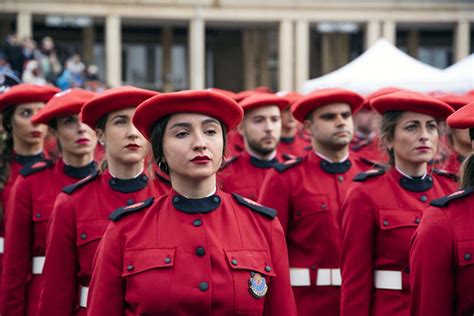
[189,12,205,90]
[407,30,419,58]
[243,29,257,90]
[17,11,32,39]
[382,20,396,44]
[162,27,174,92]
[82,25,95,65]
[455,20,470,61]
[105,15,122,87]
[365,19,381,49]
[295,20,309,92]
[279,19,294,92]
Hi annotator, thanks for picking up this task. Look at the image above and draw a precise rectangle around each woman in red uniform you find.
[2,88,98,316]
[410,100,474,316]
[0,83,58,313]
[87,90,297,316]
[340,90,457,316]
[37,86,166,316]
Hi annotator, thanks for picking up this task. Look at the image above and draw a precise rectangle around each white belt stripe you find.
[374,270,402,290]
[289,267,341,286]
[32,256,45,275]
[79,286,89,308]
[0,237,4,254]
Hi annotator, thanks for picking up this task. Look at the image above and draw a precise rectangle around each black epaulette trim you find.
[432,168,458,181]
[282,153,299,161]
[62,170,100,194]
[223,155,239,168]
[19,159,54,176]
[353,168,385,182]
[273,157,303,173]
[154,171,171,187]
[108,197,154,222]
[232,193,276,219]
[357,157,387,170]
[430,187,474,207]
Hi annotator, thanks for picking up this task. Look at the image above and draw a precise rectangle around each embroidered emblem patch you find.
[248,272,268,299]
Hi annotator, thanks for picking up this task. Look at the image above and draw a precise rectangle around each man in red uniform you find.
[218,93,288,200]
[258,88,375,316]
[276,91,311,159]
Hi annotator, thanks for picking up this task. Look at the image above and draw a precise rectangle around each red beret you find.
[371,90,454,118]
[235,87,272,102]
[133,90,244,141]
[80,86,158,128]
[361,87,403,110]
[207,88,238,101]
[276,91,303,108]
[291,88,364,123]
[435,94,473,111]
[0,84,59,112]
[239,93,289,113]
[32,89,98,124]
[447,101,474,129]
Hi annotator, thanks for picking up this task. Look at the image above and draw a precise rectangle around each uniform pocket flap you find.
[32,201,54,222]
[457,240,474,267]
[76,220,109,246]
[122,247,176,277]
[224,249,276,276]
[379,209,421,230]
[292,194,329,217]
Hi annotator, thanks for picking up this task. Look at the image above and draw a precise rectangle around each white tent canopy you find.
[302,39,472,95]
[439,54,474,93]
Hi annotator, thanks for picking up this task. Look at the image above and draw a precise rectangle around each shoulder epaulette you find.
[353,168,385,182]
[154,171,171,186]
[19,159,54,177]
[273,157,303,173]
[62,170,100,194]
[432,168,458,181]
[282,153,299,161]
[430,187,474,207]
[232,193,276,219]
[223,155,239,168]
[108,197,154,222]
[357,156,387,170]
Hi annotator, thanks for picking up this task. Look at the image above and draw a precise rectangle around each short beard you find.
[247,138,276,157]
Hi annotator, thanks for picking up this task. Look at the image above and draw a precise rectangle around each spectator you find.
[38,36,62,84]
[2,34,24,77]
[22,60,47,85]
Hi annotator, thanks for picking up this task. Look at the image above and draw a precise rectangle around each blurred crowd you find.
[0,34,106,92]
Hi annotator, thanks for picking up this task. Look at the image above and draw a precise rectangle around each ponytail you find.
[460,152,474,189]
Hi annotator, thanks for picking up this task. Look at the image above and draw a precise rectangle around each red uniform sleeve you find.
[340,183,377,316]
[410,207,455,316]
[87,222,124,315]
[263,218,297,316]
[258,170,291,233]
[38,193,78,315]
[3,176,33,316]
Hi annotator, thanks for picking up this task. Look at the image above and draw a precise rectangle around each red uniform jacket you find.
[226,129,245,157]
[38,169,168,316]
[87,189,297,316]
[2,159,96,316]
[0,152,46,314]
[440,151,465,176]
[218,151,279,200]
[277,132,311,160]
[340,168,457,316]
[350,132,388,164]
[410,187,474,316]
[257,152,372,316]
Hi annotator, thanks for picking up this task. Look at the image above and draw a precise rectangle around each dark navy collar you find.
[14,152,44,165]
[320,159,352,174]
[109,172,149,193]
[63,161,97,179]
[399,175,433,192]
[249,155,278,169]
[280,136,295,144]
[172,193,221,214]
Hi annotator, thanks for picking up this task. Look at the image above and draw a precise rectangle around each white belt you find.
[32,256,45,275]
[0,237,4,254]
[289,267,341,286]
[374,270,402,290]
[79,286,89,308]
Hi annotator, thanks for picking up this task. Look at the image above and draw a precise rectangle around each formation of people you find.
[0,70,473,315]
